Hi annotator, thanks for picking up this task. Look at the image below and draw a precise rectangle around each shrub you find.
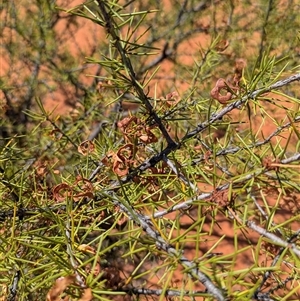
[1,1,300,300]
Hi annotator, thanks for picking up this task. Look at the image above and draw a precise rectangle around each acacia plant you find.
[1,1,300,301]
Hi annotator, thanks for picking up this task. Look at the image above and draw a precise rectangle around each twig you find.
[162,154,198,193]
[193,116,300,163]
[97,0,177,148]
[8,270,20,301]
[110,193,226,301]
[254,292,276,301]
[253,229,300,298]
[246,222,300,257]
[144,151,300,220]
[183,73,300,141]
[124,287,206,297]
[258,0,274,61]
[251,195,283,236]
[123,73,300,181]
[1,150,298,222]
[281,152,300,164]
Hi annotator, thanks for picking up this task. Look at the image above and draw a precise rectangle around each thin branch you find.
[191,115,300,166]
[183,73,300,141]
[258,0,274,61]
[8,270,20,301]
[110,193,226,301]
[122,73,300,181]
[138,42,173,75]
[281,152,300,164]
[253,229,300,298]
[0,149,298,222]
[162,154,198,193]
[247,222,300,257]
[144,151,300,220]
[97,0,177,148]
[251,195,283,236]
[254,293,276,301]
[124,287,206,297]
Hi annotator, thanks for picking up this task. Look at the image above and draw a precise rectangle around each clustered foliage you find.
[1,1,300,301]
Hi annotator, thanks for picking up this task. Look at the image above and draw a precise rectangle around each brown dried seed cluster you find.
[210,58,247,104]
